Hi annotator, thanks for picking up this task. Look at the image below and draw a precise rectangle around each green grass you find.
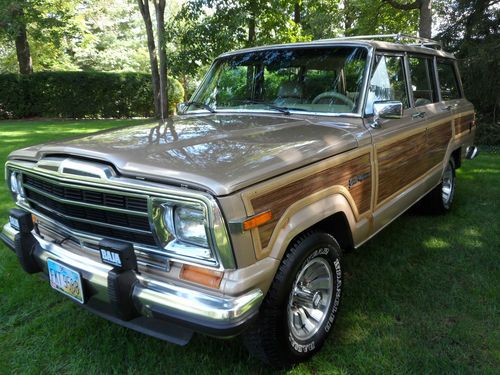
[0,119,498,374]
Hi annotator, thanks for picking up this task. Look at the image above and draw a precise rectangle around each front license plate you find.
[47,259,84,304]
[9,215,20,230]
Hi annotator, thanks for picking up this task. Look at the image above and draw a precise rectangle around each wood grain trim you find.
[250,153,372,249]
[454,113,474,138]
[376,121,452,205]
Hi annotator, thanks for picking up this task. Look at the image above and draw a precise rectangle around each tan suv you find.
[1,35,478,367]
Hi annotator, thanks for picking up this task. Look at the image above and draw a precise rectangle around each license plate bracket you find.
[47,259,85,304]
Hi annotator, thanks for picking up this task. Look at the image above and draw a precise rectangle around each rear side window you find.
[366,55,409,114]
[437,60,461,100]
[408,56,438,106]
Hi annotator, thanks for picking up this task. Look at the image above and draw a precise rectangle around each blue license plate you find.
[47,259,84,304]
[9,215,20,230]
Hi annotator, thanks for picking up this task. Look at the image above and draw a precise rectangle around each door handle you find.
[441,105,452,111]
[412,111,426,119]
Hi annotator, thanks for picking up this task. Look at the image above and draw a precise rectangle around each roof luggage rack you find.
[317,34,443,50]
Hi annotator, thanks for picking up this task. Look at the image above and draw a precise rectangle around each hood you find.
[9,113,360,195]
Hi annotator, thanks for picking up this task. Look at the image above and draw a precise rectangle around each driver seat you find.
[274,81,303,106]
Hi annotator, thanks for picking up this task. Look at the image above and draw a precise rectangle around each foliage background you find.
[0,0,498,142]
[0,72,184,118]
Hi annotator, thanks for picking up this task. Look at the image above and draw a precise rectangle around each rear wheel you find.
[243,231,343,368]
[422,158,456,213]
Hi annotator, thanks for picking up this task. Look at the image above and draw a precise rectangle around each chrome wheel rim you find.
[442,163,454,205]
[288,257,334,341]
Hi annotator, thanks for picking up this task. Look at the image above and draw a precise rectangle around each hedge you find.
[0,72,184,119]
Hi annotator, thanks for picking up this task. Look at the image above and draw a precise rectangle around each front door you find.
[366,53,438,231]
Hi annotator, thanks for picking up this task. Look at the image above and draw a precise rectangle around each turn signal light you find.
[180,264,223,288]
[242,210,273,231]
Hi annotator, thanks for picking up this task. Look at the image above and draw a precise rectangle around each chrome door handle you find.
[412,111,426,119]
[441,105,452,111]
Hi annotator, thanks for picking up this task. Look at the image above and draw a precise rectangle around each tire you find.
[243,231,343,368]
[422,158,456,214]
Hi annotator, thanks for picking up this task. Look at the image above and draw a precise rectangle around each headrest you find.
[277,81,303,98]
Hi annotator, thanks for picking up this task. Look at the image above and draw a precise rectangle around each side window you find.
[408,56,438,106]
[437,60,461,100]
[366,55,408,115]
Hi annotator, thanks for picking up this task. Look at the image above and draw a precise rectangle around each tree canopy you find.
[0,0,497,121]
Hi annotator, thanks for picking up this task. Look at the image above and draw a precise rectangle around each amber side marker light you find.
[180,264,224,289]
[242,210,273,231]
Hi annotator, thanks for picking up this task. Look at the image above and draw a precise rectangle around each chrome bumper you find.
[1,222,263,340]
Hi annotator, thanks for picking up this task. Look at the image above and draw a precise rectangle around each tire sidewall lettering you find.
[287,244,342,354]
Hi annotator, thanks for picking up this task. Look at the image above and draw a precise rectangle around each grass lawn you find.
[0,119,498,374]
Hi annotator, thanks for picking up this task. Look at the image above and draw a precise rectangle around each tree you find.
[0,1,33,74]
[70,0,150,72]
[382,0,432,38]
[0,0,83,74]
[137,0,168,118]
[436,0,499,126]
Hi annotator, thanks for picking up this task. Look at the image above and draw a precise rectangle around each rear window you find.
[437,60,461,101]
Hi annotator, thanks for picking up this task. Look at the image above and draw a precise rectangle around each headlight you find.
[174,206,208,247]
[150,197,234,269]
[8,170,24,197]
[151,199,213,262]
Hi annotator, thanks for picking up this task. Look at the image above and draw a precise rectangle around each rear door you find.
[436,59,475,141]
[407,54,451,185]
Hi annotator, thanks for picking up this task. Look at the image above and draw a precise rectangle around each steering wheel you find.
[312,91,355,107]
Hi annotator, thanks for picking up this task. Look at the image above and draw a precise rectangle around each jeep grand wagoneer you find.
[1,35,478,367]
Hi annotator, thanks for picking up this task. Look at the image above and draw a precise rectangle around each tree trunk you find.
[15,23,33,74]
[11,5,33,74]
[137,0,160,116]
[343,0,355,35]
[418,0,432,38]
[154,0,168,119]
[383,0,433,39]
[248,16,256,46]
[247,0,257,46]
[294,1,301,24]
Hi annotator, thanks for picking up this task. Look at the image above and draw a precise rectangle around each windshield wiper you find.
[231,99,291,115]
[184,101,216,113]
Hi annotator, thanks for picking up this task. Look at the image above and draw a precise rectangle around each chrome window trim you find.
[7,160,236,270]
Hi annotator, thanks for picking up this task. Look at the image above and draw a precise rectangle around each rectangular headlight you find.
[149,196,234,269]
[174,206,208,248]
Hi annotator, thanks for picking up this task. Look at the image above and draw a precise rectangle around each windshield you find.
[189,46,368,115]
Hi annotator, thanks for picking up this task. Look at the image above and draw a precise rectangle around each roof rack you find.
[317,34,443,50]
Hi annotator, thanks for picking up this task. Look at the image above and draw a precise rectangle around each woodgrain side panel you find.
[377,130,427,204]
[251,154,371,249]
[428,121,453,166]
[454,113,474,137]
[377,121,452,204]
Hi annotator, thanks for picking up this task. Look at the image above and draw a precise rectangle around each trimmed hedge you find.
[0,72,183,119]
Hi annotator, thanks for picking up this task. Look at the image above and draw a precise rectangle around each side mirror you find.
[369,100,403,129]
[373,100,403,119]
[176,102,188,114]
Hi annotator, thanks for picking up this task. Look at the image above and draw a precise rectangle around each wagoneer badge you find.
[348,172,370,189]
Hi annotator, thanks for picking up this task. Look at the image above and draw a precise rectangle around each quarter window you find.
[366,55,408,115]
[408,56,438,106]
[437,60,461,100]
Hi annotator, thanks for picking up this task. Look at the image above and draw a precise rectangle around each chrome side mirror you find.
[374,100,403,119]
[369,100,403,129]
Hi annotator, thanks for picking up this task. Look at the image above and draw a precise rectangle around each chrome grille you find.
[22,173,156,246]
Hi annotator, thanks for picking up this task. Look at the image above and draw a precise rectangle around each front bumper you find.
[0,218,263,344]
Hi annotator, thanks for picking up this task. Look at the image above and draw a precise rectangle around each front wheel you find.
[243,231,343,368]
